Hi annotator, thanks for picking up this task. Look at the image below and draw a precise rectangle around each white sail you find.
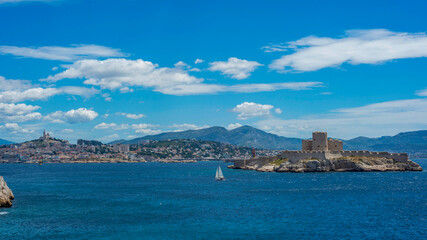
[215,165,224,180]
[218,166,224,178]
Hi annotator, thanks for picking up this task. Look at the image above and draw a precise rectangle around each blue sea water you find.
[0,160,426,240]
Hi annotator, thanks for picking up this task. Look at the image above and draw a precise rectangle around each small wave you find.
[0,212,8,215]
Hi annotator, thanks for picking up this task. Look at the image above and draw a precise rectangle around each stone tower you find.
[312,132,328,151]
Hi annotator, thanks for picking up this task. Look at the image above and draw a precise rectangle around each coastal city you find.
[0,131,279,163]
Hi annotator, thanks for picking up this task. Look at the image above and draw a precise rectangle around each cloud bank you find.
[269,29,427,72]
[0,44,125,61]
[45,58,322,95]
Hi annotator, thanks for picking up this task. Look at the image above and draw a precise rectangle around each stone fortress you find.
[232,131,417,171]
[302,132,343,151]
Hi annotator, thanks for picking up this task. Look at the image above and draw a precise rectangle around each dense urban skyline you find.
[0,0,427,143]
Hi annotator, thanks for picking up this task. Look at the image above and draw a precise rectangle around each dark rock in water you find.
[0,176,14,208]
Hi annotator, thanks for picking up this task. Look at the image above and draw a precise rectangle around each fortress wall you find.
[328,139,343,151]
[312,132,328,151]
[234,159,248,168]
[340,151,408,162]
[302,140,312,151]
[233,156,272,168]
[279,151,328,162]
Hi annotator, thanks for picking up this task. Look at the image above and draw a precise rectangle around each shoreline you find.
[0,159,229,164]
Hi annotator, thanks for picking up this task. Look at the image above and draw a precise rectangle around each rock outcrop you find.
[232,155,423,173]
[0,176,14,207]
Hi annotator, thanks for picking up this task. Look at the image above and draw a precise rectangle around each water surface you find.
[0,160,426,239]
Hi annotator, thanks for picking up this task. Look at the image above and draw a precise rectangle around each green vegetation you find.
[270,158,288,165]
[301,158,319,162]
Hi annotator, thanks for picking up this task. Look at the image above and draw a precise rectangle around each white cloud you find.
[0,44,125,61]
[256,98,427,139]
[0,88,59,103]
[261,44,288,53]
[116,112,145,119]
[275,108,282,114]
[0,86,99,103]
[415,88,427,97]
[269,29,427,72]
[97,134,120,142]
[101,93,112,102]
[44,58,322,95]
[130,123,161,135]
[61,129,74,133]
[232,102,274,120]
[94,122,129,130]
[195,59,204,64]
[0,76,33,91]
[0,103,42,122]
[119,87,133,93]
[60,86,99,98]
[45,108,98,124]
[131,123,157,130]
[0,123,34,134]
[158,82,323,95]
[45,58,202,89]
[94,122,117,129]
[209,57,263,79]
[169,123,209,131]
[115,124,130,130]
[0,102,40,115]
[174,61,189,69]
[226,123,242,130]
[134,128,162,135]
[126,114,144,119]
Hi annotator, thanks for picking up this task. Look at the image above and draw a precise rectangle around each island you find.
[0,176,14,208]
[231,132,423,172]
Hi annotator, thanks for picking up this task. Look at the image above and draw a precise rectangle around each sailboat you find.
[215,165,225,181]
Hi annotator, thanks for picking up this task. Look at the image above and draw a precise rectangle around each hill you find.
[112,125,302,150]
[0,138,14,145]
[113,126,427,157]
[344,130,427,157]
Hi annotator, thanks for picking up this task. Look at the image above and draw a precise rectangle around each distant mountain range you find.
[110,126,302,150]
[110,126,427,157]
[0,138,14,145]
[343,130,427,155]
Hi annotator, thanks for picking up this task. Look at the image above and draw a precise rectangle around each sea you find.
[0,160,426,240]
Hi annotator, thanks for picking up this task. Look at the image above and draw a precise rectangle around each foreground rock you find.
[0,176,14,207]
[232,154,423,173]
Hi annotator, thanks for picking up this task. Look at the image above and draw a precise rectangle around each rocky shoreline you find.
[230,155,423,172]
[0,176,14,208]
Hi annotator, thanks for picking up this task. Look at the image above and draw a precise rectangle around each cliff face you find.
[233,155,423,173]
[0,176,14,208]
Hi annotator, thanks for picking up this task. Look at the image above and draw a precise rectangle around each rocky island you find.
[231,132,423,172]
[0,176,14,207]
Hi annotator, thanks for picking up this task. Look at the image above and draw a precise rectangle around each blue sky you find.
[0,0,427,143]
